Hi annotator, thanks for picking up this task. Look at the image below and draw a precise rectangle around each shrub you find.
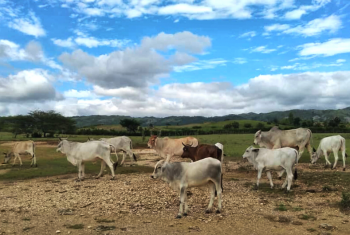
[340,192,350,210]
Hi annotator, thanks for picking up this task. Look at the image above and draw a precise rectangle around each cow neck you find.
[316,146,323,157]
[63,141,79,155]
[261,133,274,149]
[155,137,162,151]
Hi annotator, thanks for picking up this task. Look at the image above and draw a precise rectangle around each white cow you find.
[88,136,136,166]
[151,158,223,218]
[57,138,117,181]
[243,146,298,191]
[3,141,36,167]
[311,135,348,171]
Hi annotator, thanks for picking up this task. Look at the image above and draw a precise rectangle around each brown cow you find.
[181,143,223,162]
[147,135,199,162]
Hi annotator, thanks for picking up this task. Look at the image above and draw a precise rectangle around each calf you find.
[311,135,348,171]
[57,138,117,181]
[181,143,223,162]
[151,158,223,218]
[243,146,298,191]
[3,141,36,167]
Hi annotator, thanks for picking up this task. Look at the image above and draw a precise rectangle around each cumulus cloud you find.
[7,12,46,37]
[59,31,211,89]
[0,69,61,102]
[284,0,331,20]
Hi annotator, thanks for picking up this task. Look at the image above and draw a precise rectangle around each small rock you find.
[292,221,303,226]
[67,232,71,234]
[319,224,335,231]
[88,226,92,229]
[56,230,61,233]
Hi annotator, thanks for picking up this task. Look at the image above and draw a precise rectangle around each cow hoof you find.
[253,185,259,191]
[35,164,38,167]
[343,168,346,171]
[110,177,116,181]
[183,213,188,217]
[75,179,81,182]
[216,210,221,214]
[205,210,211,214]
[95,176,100,179]
[176,215,182,219]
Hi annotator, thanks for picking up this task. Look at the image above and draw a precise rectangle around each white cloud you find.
[232,58,247,64]
[59,31,211,89]
[0,69,60,102]
[336,59,346,63]
[55,0,297,20]
[174,59,227,72]
[280,60,344,71]
[8,12,46,38]
[298,38,350,57]
[250,46,276,54]
[63,89,96,98]
[3,71,350,117]
[239,31,256,38]
[52,36,130,48]
[284,0,331,20]
[264,15,342,37]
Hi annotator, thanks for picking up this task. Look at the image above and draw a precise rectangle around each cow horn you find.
[182,142,186,147]
[59,137,62,141]
[190,141,193,147]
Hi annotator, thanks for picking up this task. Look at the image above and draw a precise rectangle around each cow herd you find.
[1,126,348,218]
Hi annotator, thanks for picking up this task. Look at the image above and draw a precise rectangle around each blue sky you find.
[1,0,350,117]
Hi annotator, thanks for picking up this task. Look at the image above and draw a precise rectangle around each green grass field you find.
[1,132,350,181]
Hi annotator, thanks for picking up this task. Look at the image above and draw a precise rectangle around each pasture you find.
[0,133,350,234]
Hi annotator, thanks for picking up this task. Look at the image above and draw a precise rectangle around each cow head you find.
[3,152,11,164]
[253,130,262,145]
[311,152,319,164]
[151,160,165,179]
[56,138,68,154]
[147,135,158,148]
[181,143,193,159]
[242,146,259,163]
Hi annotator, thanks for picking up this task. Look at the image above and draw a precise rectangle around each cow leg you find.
[266,171,274,189]
[277,170,285,180]
[165,154,173,163]
[286,168,293,191]
[206,182,216,213]
[183,190,189,216]
[306,143,313,161]
[215,179,222,213]
[177,187,186,218]
[104,158,116,180]
[96,161,106,179]
[18,154,23,166]
[332,150,338,170]
[324,151,331,166]
[76,162,82,181]
[128,151,134,165]
[12,154,17,166]
[81,162,85,180]
[120,151,127,166]
[298,147,305,161]
[281,172,288,189]
[256,167,263,190]
[342,148,346,171]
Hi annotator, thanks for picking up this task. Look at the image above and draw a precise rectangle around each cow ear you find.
[313,147,316,152]
[59,137,62,141]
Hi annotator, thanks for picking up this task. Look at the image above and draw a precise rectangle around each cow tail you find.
[133,153,137,162]
[130,140,133,150]
[294,149,298,180]
[307,129,313,149]
[221,173,223,193]
[341,138,348,158]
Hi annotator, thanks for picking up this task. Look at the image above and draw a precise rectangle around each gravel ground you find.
[0,150,350,235]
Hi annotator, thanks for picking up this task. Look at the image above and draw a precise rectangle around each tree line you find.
[0,110,76,138]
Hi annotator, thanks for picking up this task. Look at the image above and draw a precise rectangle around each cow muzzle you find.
[150,175,154,179]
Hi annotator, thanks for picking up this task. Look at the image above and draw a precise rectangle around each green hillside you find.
[71,107,350,128]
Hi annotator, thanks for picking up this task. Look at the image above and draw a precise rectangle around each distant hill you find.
[71,107,350,128]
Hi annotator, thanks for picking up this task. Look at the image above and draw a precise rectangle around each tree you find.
[244,123,252,128]
[29,110,76,137]
[293,117,301,126]
[273,118,279,125]
[256,122,265,129]
[328,117,341,127]
[120,118,140,132]
[288,112,294,125]
[232,121,240,129]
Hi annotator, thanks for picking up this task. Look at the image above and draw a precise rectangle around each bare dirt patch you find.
[0,149,350,234]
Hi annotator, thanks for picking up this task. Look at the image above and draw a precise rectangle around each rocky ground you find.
[0,148,350,235]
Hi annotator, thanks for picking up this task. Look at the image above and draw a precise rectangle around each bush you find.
[32,132,42,138]
[340,192,350,210]
[192,126,202,129]
[244,123,252,128]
